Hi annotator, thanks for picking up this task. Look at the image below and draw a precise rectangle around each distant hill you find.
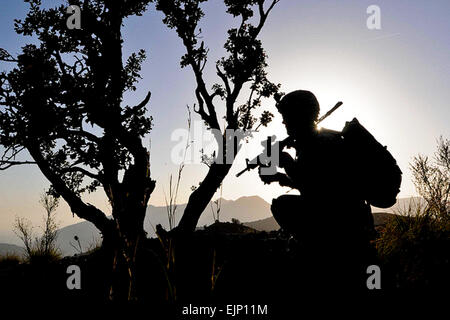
[57,219,103,256]
[243,211,397,233]
[145,195,272,231]
[371,197,426,214]
[55,195,272,256]
[244,217,280,232]
[204,221,259,235]
[47,196,417,256]
[0,210,399,258]
[0,243,24,257]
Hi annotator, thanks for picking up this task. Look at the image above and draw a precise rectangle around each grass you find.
[376,201,450,289]
[0,253,22,267]
[26,247,62,264]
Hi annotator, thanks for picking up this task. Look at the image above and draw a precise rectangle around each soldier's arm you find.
[259,171,297,188]
[278,151,301,186]
[275,173,297,188]
[279,151,295,170]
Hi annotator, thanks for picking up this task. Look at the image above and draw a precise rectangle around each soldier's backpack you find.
[342,118,402,208]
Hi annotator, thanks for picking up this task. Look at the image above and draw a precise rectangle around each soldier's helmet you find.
[276,90,320,124]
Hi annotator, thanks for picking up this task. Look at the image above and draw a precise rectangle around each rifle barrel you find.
[317,101,343,124]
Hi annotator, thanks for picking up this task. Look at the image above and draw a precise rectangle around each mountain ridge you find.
[1,196,420,257]
[0,243,24,256]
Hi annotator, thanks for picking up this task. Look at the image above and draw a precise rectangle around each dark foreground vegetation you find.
[0,217,448,307]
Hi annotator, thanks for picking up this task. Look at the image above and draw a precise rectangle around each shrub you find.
[231,218,241,225]
[13,193,61,264]
[378,137,450,289]
[376,202,450,289]
[410,136,450,218]
[0,253,22,267]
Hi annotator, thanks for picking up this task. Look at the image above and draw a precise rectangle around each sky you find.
[0,0,449,242]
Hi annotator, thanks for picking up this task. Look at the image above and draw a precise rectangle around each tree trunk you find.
[103,202,148,301]
[102,158,155,300]
[177,163,232,232]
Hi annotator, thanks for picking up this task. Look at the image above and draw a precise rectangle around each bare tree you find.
[14,193,60,262]
[39,193,59,255]
[156,0,280,232]
[14,217,33,258]
[411,136,450,218]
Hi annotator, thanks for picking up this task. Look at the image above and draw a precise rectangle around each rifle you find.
[235,101,343,177]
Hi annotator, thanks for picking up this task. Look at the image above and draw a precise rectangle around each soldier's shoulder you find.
[317,128,343,142]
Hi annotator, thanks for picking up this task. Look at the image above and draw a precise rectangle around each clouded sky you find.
[1,0,449,241]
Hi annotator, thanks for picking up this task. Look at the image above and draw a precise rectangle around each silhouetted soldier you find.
[258,90,401,292]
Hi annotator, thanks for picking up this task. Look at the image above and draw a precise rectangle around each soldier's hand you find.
[258,167,279,184]
[279,151,294,169]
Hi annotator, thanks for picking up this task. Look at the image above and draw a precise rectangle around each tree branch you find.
[55,129,102,143]
[0,49,18,62]
[0,160,37,170]
[26,143,110,233]
[216,65,231,97]
[256,0,279,35]
[193,87,210,124]
[133,91,151,110]
[183,40,221,130]
[62,166,102,182]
